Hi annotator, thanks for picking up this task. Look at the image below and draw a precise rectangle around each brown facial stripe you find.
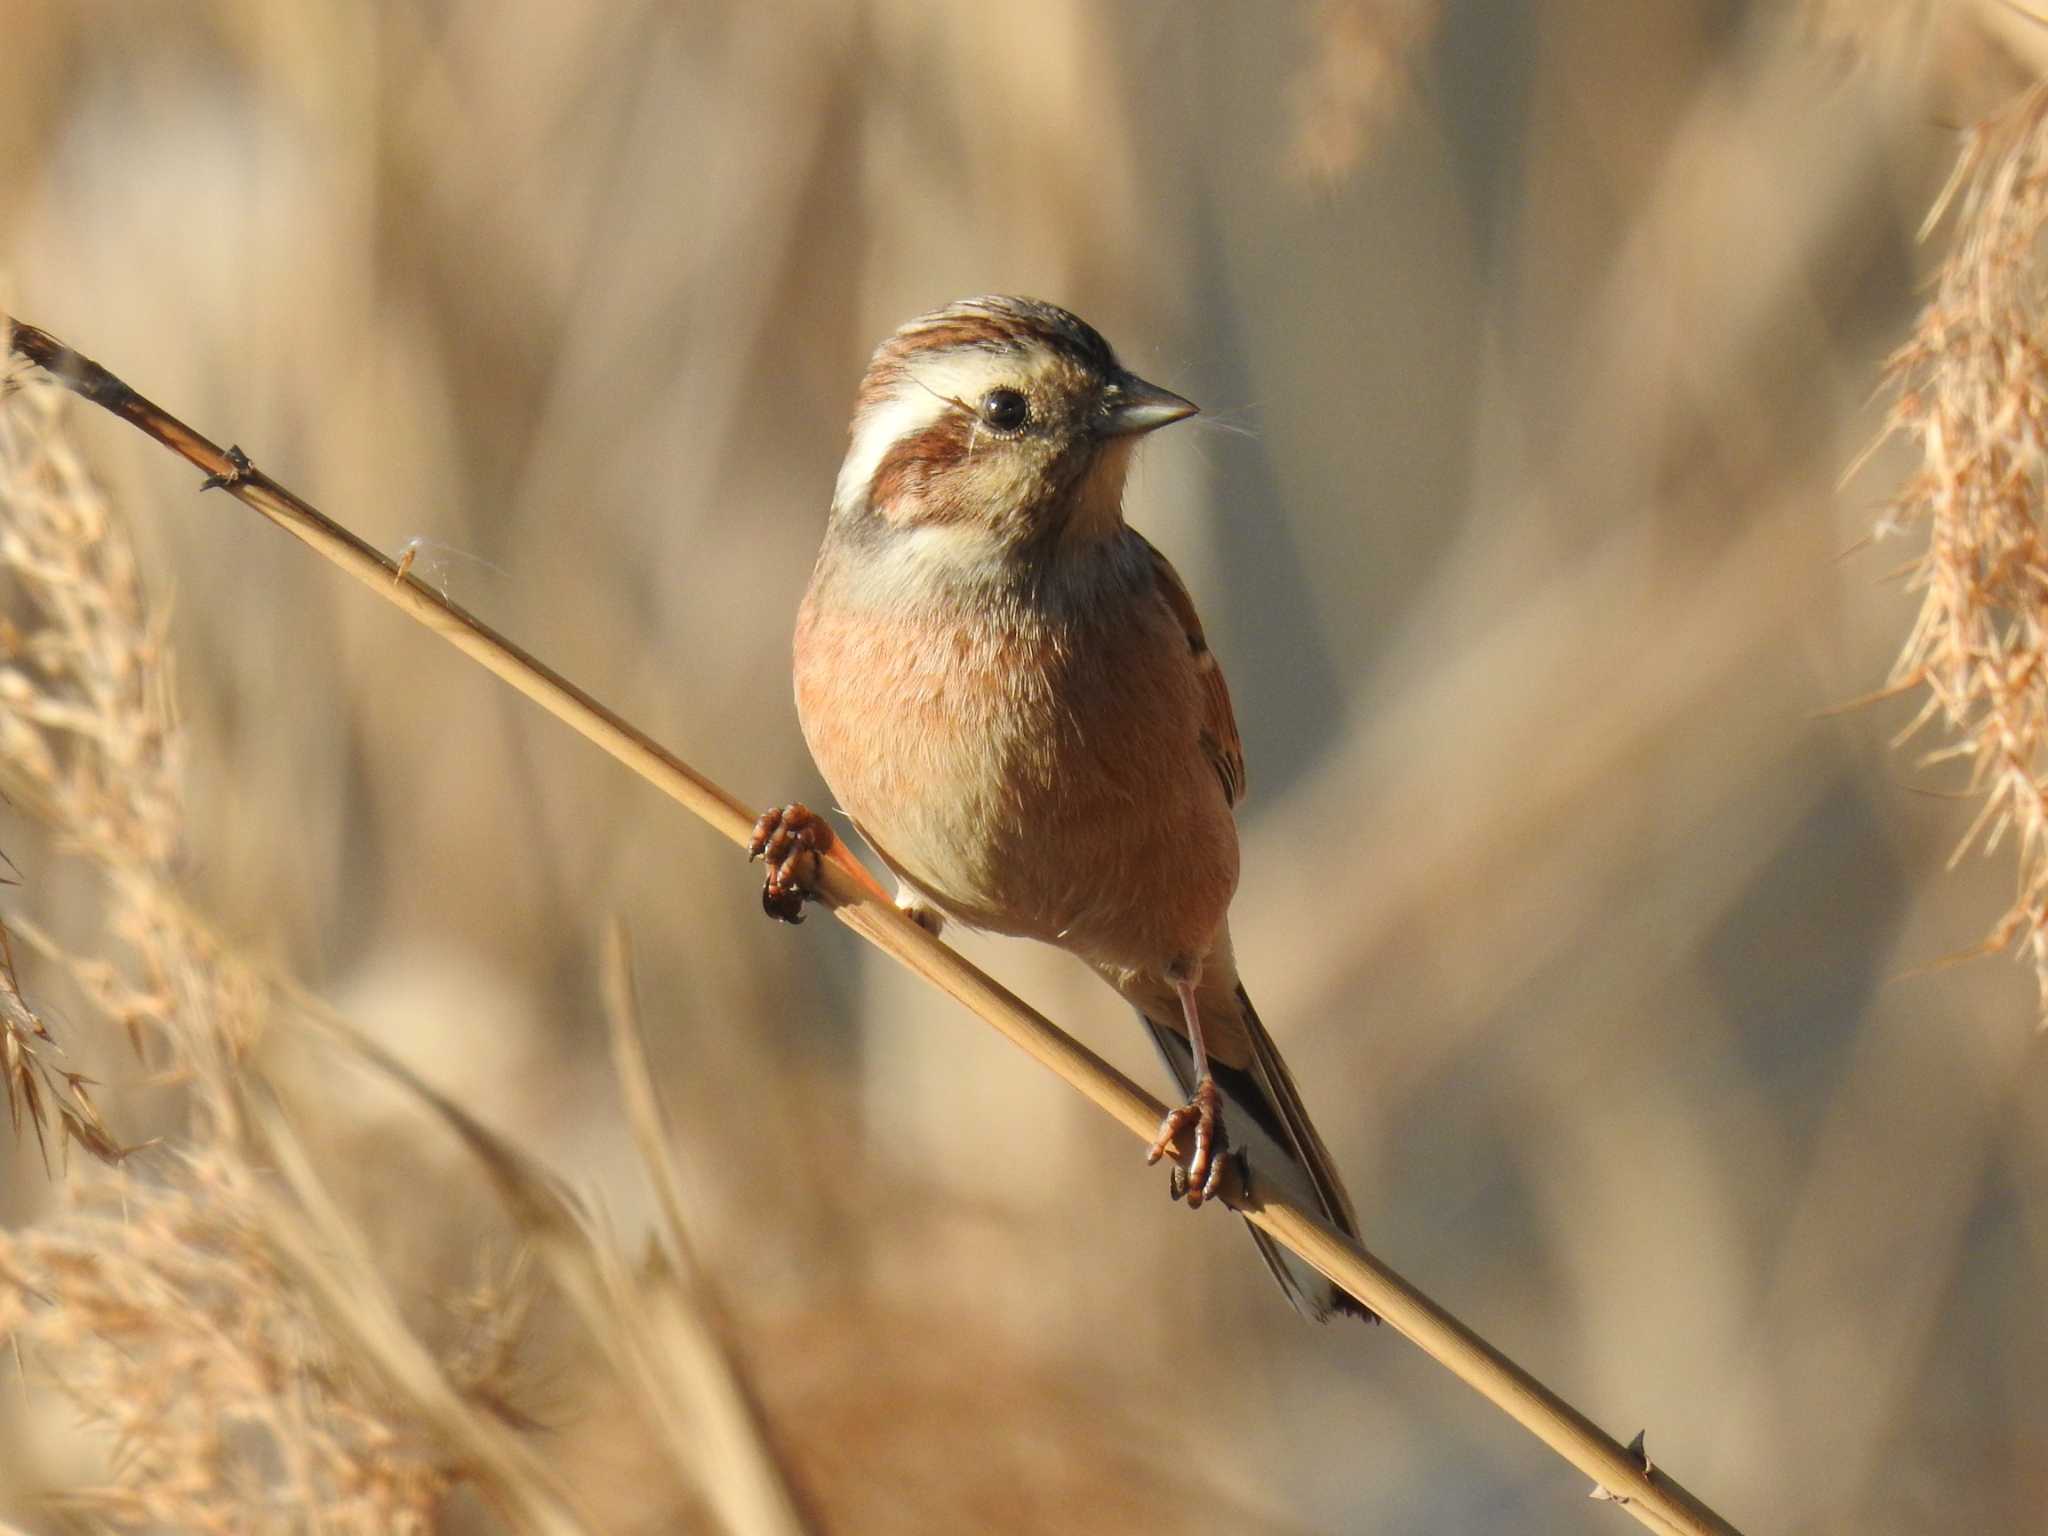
[865,411,980,520]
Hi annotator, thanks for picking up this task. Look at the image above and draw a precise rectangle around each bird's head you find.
[831,296,1196,555]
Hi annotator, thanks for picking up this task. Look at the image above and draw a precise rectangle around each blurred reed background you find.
[2,2,2045,1532]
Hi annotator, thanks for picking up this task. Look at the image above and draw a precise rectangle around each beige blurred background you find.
[3,2,2046,1531]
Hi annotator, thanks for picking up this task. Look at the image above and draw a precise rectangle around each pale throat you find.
[1065,435,1137,543]
[827,447,1147,619]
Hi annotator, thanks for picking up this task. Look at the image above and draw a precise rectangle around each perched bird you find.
[753,296,1367,1321]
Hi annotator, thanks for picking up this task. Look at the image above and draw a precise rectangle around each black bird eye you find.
[980,388,1029,431]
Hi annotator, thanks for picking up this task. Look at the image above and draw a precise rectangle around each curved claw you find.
[1146,1076,1227,1208]
[749,803,834,924]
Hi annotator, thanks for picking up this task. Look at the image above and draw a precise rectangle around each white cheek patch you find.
[832,351,1035,513]
[834,386,950,512]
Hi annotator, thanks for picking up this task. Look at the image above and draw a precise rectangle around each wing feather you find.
[1137,534,1246,807]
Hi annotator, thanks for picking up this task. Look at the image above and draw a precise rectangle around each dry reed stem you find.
[155,901,824,1536]
[2,316,1745,1536]
[241,1093,596,1536]
[11,827,806,1534]
[252,939,825,1536]
[599,920,821,1536]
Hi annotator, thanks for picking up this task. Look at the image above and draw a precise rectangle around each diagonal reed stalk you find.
[240,922,823,1536]
[3,316,1744,1536]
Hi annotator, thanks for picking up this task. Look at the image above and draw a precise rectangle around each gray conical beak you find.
[1100,373,1199,437]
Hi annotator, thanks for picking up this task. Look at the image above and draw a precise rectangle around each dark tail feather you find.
[1140,983,1375,1324]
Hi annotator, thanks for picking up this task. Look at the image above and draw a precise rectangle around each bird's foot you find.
[1147,1075,1228,1209]
[749,803,834,923]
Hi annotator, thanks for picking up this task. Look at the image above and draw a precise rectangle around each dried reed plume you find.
[0,382,149,1167]
[1877,81,2048,1020]
[0,372,474,1529]
[0,369,808,1533]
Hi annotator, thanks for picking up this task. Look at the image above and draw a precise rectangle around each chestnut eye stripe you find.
[863,413,982,516]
